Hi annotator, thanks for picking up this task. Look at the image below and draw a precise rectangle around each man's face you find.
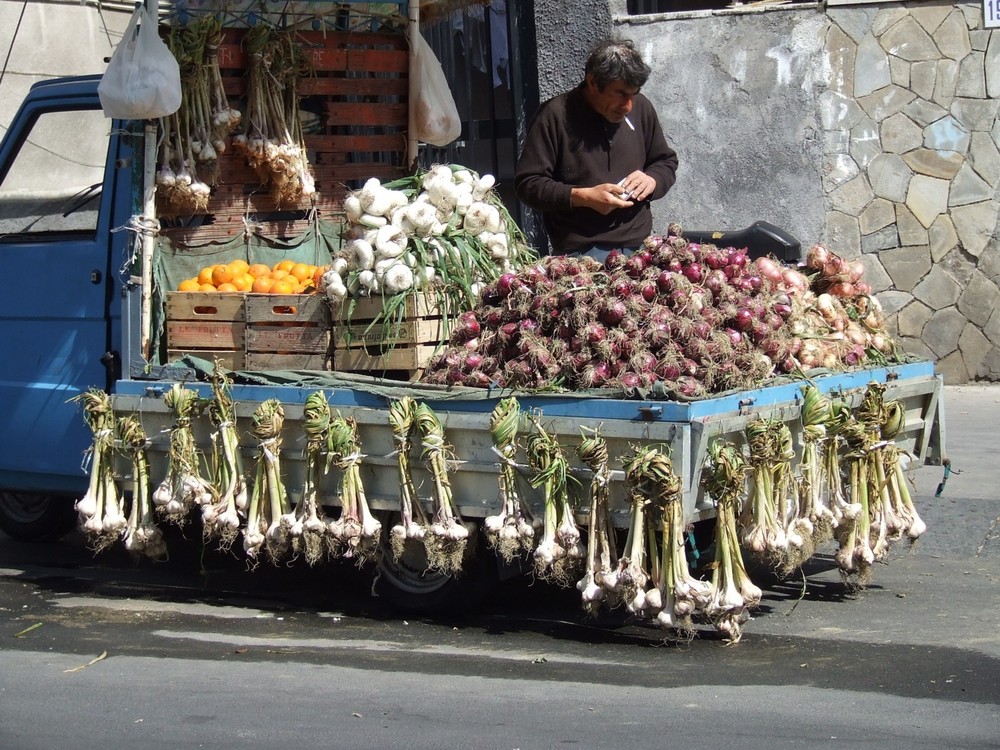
[584,74,639,123]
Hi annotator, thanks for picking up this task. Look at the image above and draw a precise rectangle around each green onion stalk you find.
[575,427,619,614]
[388,397,429,561]
[414,402,468,575]
[326,413,381,562]
[484,397,537,563]
[292,391,335,565]
[202,366,246,550]
[526,414,583,586]
[244,399,293,563]
[72,389,126,552]
[118,413,167,560]
[702,440,761,644]
[797,384,836,545]
[152,383,214,527]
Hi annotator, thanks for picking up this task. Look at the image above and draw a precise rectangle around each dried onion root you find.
[291,391,334,565]
[152,384,213,527]
[118,413,167,560]
[388,397,428,561]
[244,399,293,564]
[575,427,619,614]
[484,398,536,562]
[326,414,381,563]
[202,365,246,551]
[415,403,468,575]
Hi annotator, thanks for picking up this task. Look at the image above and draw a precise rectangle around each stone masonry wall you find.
[821,2,1000,384]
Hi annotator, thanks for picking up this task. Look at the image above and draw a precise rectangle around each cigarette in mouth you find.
[624,116,635,131]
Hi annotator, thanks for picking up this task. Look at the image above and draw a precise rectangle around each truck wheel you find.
[372,517,497,616]
[0,491,77,542]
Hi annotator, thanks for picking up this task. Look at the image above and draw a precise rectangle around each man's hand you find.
[570,171,656,215]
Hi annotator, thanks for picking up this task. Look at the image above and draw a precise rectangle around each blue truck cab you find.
[0,76,134,538]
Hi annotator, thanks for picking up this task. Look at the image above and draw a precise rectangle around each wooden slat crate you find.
[331,293,447,378]
[157,28,409,245]
[166,292,246,369]
[245,294,332,371]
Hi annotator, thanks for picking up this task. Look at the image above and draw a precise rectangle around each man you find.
[514,39,678,259]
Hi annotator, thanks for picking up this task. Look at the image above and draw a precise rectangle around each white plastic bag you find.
[98,4,181,120]
[413,32,461,147]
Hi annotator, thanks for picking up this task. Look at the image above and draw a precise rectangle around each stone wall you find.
[821,2,1000,384]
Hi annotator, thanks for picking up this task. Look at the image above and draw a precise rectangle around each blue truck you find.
[0,74,946,613]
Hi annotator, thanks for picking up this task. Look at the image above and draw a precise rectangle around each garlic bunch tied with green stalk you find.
[326,414,381,562]
[202,365,246,551]
[244,399,293,564]
[388,396,429,561]
[612,452,654,615]
[118,413,167,560]
[526,414,584,586]
[72,389,126,552]
[796,384,836,546]
[292,391,336,565]
[414,402,469,574]
[575,427,619,614]
[702,440,760,644]
[484,397,537,562]
[152,384,214,527]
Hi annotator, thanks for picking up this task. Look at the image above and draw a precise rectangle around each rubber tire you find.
[371,517,498,616]
[0,491,77,542]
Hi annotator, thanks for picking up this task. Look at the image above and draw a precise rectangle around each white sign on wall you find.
[986,0,1000,28]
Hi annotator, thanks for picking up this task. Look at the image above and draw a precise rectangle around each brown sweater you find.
[514,84,678,253]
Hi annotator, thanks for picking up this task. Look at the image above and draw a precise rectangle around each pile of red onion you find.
[421,227,901,396]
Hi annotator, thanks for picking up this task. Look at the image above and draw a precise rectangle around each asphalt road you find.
[0,385,998,749]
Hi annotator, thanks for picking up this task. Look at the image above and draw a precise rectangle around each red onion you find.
[495,272,516,298]
[604,250,626,272]
[600,299,627,326]
[734,308,753,331]
[682,262,704,284]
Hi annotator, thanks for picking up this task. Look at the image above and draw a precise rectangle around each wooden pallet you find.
[157,28,409,245]
[331,293,446,378]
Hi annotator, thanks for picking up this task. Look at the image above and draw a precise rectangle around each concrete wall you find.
[572,0,999,385]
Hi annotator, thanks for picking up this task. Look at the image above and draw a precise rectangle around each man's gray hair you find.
[584,39,651,90]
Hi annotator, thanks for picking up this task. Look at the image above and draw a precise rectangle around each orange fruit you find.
[199,283,217,292]
[298,279,315,293]
[274,259,296,273]
[248,263,271,279]
[232,274,253,292]
[229,259,250,275]
[197,266,215,285]
[251,276,274,294]
[211,264,235,287]
[178,278,201,292]
[290,262,313,282]
[271,268,291,282]
[312,265,327,286]
[216,282,238,292]
[270,279,296,295]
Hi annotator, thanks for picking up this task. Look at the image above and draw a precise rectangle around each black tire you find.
[371,516,498,616]
[0,491,77,542]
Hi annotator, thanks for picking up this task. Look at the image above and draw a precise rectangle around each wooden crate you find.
[245,293,331,371]
[157,28,409,245]
[166,292,246,369]
[331,294,446,378]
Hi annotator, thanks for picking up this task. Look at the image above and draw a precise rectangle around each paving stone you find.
[978,245,1000,284]
[906,173,951,227]
[898,335,936,362]
[850,116,882,168]
[880,245,932,291]
[902,148,964,179]
[896,203,929,246]
[932,59,960,109]
[951,97,1000,131]
[969,131,1000,186]
[970,29,990,53]
[910,4,954,36]
[889,55,910,88]
[830,173,876,215]
[903,97,948,126]
[897,299,933,338]
[959,321,991,379]
[934,9,973,61]
[910,60,937,100]
[986,30,1000,97]
[922,305,967,357]
[976,345,1000,379]
[819,90,864,131]
[880,112,922,153]
[913,265,963,308]
[923,115,971,153]
[956,51,987,98]
[824,152,860,189]
[879,15,941,62]
[829,9,878,44]
[984,305,1000,346]
[862,225,899,253]
[952,200,998,257]
[957,271,998,327]
[939,246,977,287]
[859,197,896,234]
[876,288,913,315]
[928,214,960,262]
[873,8,908,37]
[868,153,911,202]
[825,23,857,97]
[936,348,968,384]
[824,211,862,257]
[949,162,994,207]
[858,83,916,121]
[856,32,892,97]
